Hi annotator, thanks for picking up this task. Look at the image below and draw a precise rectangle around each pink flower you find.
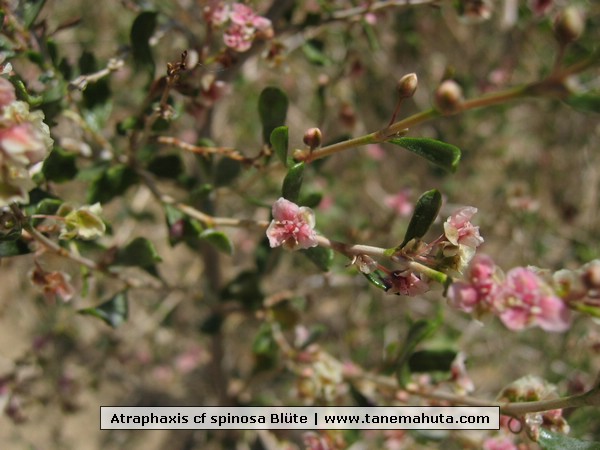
[220,3,272,52]
[496,267,571,332]
[444,206,484,248]
[266,197,318,250]
[204,1,230,26]
[230,3,271,30]
[384,270,429,296]
[482,436,517,450]
[0,123,49,165]
[385,188,413,217]
[223,23,254,52]
[447,254,499,313]
[0,78,16,110]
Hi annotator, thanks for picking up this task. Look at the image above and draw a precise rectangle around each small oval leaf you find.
[408,349,457,373]
[301,246,333,272]
[394,316,442,386]
[399,189,442,248]
[270,126,289,166]
[298,191,323,208]
[87,164,138,204]
[130,11,158,77]
[79,291,129,328]
[42,147,78,183]
[362,271,389,291]
[115,237,162,268]
[259,87,288,144]
[388,137,461,173]
[538,429,600,450]
[282,162,305,203]
[0,239,31,257]
[200,229,233,255]
[22,0,47,29]
[564,92,600,114]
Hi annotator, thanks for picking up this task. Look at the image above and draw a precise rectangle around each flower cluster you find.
[204,2,273,53]
[448,255,572,332]
[382,206,484,296]
[499,375,569,440]
[0,77,53,206]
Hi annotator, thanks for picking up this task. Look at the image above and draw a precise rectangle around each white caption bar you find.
[101,406,500,430]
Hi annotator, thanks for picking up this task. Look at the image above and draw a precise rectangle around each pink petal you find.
[536,295,571,332]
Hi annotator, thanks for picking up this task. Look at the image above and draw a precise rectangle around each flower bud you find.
[434,80,464,115]
[582,261,600,290]
[303,127,322,150]
[397,73,418,99]
[554,7,585,45]
[0,209,21,240]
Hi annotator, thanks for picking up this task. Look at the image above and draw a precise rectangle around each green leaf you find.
[302,39,331,66]
[282,162,305,203]
[9,75,42,106]
[46,38,59,67]
[252,323,278,373]
[538,429,600,450]
[301,246,333,272]
[394,315,441,386]
[221,270,263,309]
[408,349,457,373]
[164,205,204,247]
[0,239,31,257]
[255,236,281,275]
[21,0,47,29]
[79,291,128,328]
[253,323,277,357]
[362,270,389,291]
[258,87,288,144]
[78,51,111,109]
[35,198,63,216]
[199,229,233,255]
[270,126,289,166]
[564,92,600,114]
[115,237,162,268]
[399,189,442,249]
[200,313,224,334]
[388,137,461,173]
[42,148,78,183]
[130,11,157,78]
[87,165,138,204]
[214,157,242,187]
[298,191,322,208]
[147,154,183,179]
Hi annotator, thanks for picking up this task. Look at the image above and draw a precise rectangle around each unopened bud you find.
[582,261,600,290]
[554,7,585,45]
[303,127,322,150]
[397,73,418,99]
[434,80,464,115]
[0,210,21,240]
